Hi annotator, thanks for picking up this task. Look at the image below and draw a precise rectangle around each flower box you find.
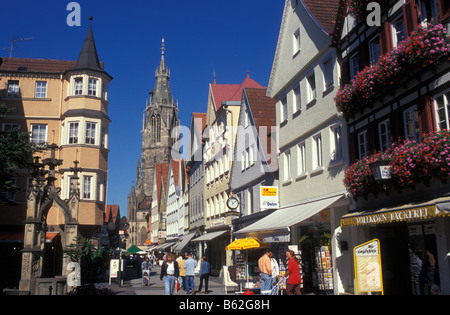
[335,23,450,120]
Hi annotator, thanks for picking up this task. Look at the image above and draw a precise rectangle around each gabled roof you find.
[303,0,340,34]
[105,205,120,224]
[210,74,264,111]
[192,112,207,136]
[243,87,277,168]
[138,196,152,210]
[154,163,170,203]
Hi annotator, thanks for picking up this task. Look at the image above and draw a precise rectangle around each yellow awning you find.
[340,197,450,227]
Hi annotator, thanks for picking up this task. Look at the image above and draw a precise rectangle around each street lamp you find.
[369,160,392,189]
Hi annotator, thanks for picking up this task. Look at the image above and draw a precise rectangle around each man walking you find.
[258,249,272,293]
[184,253,197,295]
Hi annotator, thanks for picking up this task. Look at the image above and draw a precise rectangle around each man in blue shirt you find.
[184,253,197,294]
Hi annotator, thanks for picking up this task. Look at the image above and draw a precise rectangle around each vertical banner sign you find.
[354,239,384,295]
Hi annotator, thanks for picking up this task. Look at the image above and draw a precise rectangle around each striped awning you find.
[340,196,450,227]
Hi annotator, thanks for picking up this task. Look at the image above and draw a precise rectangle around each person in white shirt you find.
[269,251,280,288]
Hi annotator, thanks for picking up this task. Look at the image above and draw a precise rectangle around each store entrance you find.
[370,222,438,295]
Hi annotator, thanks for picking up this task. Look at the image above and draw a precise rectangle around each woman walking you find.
[160,253,180,295]
[198,256,211,294]
[283,250,302,295]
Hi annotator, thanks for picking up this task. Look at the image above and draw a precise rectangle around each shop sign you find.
[354,239,383,295]
[341,205,435,227]
[260,186,279,209]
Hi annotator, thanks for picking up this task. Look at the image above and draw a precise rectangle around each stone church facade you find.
[127,39,180,247]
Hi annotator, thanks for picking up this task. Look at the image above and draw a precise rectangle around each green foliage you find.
[0,104,36,204]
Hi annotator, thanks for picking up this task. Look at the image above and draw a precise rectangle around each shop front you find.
[341,197,450,295]
[234,193,350,295]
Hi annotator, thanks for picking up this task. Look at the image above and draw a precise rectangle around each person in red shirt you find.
[283,250,302,295]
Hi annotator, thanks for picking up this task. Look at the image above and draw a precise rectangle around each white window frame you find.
[280,96,288,123]
[85,121,97,145]
[330,123,344,162]
[88,78,98,96]
[434,89,450,131]
[293,28,301,56]
[35,81,47,99]
[312,133,323,170]
[403,105,420,142]
[293,85,301,114]
[392,15,406,48]
[82,175,93,200]
[322,56,334,90]
[306,71,317,104]
[68,122,79,144]
[7,80,20,98]
[283,149,292,183]
[378,119,391,153]
[74,77,83,96]
[296,142,307,178]
[358,130,369,160]
[30,124,47,145]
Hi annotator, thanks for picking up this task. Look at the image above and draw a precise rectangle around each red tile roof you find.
[211,74,264,111]
[154,164,170,203]
[303,0,340,34]
[0,57,77,74]
[105,205,120,224]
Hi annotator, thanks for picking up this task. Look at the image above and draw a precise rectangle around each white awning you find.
[173,232,196,252]
[191,230,228,242]
[235,194,344,235]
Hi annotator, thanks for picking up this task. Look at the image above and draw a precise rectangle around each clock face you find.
[227,197,239,210]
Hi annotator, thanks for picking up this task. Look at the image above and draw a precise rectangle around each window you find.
[83,176,93,200]
[101,125,107,148]
[306,71,316,103]
[392,17,406,47]
[297,142,307,176]
[2,124,20,132]
[293,85,301,114]
[435,91,450,130]
[331,124,343,162]
[369,36,381,65]
[35,81,47,98]
[323,57,334,89]
[30,124,47,145]
[350,54,359,80]
[403,106,420,141]
[418,0,439,24]
[244,108,250,128]
[85,122,97,145]
[293,28,301,55]
[7,80,19,97]
[74,78,83,95]
[378,119,391,153]
[358,130,369,160]
[283,150,291,182]
[313,134,323,169]
[0,178,15,202]
[88,78,98,96]
[249,145,255,166]
[280,97,288,123]
[69,122,79,144]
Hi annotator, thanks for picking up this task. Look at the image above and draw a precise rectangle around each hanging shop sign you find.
[354,239,384,295]
[260,186,279,209]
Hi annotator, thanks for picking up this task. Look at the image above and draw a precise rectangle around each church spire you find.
[151,38,173,106]
[71,17,103,72]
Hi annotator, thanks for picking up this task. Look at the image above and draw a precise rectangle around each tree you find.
[0,104,36,204]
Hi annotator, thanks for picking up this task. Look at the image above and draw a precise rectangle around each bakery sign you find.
[341,205,436,227]
[260,186,279,209]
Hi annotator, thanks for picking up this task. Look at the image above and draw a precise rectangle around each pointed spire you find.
[157,38,169,76]
[71,16,102,72]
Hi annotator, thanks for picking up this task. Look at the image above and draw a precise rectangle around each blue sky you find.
[2,0,284,216]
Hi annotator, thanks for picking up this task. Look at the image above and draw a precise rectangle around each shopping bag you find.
[175,279,180,293]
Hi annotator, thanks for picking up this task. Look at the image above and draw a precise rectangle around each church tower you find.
[140,39,180,197]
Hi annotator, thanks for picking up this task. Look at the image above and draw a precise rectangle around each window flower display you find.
[335,23,450,119]
[344,130,450,200]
